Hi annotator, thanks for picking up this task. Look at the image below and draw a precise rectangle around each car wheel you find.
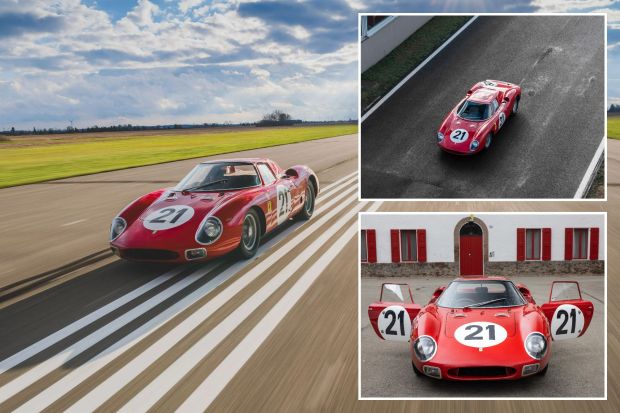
[539,364,548,376]
[484,133,493,150]
[512,96,520,115]
[412,361,423,377]
[295,181,316,221]
[238,209,261,259]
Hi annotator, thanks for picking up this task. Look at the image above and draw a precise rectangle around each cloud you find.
[0,12,65,38]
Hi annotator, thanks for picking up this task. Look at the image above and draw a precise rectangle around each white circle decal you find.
[454,322,508,348]
[143,205,195,230]
[377,305,411,342]
[276,185,292,225]
[499,112,506,128]
[449,129,469,143]
[550,304,584,340]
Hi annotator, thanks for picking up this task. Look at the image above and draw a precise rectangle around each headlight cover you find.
[196,216,223,244]
[437,132,444,142]
[524,332,548,360]
[110,217,127,241]
[413,335,437,362]
[469,139,480,151]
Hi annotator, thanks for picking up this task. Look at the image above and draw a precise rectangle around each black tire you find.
[412,361,423,377]
[539,363,548,376]
[484,132,493,150]
[237,209,261,259]
[295,180,316,221]
[512,96,520,115]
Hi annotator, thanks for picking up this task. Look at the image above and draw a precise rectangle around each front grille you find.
[448,366,516,378]
[121,249,179,261]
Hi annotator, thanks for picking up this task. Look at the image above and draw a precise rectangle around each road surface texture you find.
[361,275,605,398]
[361,15,605,199]
[0,136,618,411]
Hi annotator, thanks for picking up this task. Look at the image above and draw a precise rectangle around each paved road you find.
[360,275,605,398]
[0,138,618,411]
[361,15,605,199]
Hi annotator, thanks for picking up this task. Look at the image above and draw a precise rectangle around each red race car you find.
[437,80,521,154]
[368,277,593,380]
[109,158,318,262]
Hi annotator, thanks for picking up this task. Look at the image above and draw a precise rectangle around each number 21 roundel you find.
[550,304,584,340]
[143,205,195,230]
[377,305,411,342]
[454,322,508,348]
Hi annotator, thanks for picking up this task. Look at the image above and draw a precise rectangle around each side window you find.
[257,164,276,185]
[492,99,499,113]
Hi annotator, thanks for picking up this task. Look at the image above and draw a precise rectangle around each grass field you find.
[609,115,620,139]
[0,124,357,188]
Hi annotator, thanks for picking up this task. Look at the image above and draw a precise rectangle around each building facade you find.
[360,213,605,277]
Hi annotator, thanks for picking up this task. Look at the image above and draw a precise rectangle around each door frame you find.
[454,216,488,276]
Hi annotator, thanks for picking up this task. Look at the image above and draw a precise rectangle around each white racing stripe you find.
[318,171,357,195]
[10,180,359,412]
[0,171,355,379]
[115,198,370,413]
[178,201,382,411]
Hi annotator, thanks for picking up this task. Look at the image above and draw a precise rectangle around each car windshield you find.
[436,280,526,309]
[175,162,261,191]
[457,100,492,121]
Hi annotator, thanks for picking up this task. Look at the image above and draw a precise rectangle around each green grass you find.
[361,16,472,112]
[0,124,357,188]
[608,115,620,139]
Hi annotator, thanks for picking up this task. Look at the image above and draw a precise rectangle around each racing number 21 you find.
[149,207,188,224]
[464,324,496,340]
[556,308,577,335]
[384,309,405,336]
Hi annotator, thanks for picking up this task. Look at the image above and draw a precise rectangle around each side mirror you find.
[278,173,290,180]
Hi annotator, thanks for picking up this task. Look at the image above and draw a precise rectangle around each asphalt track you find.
[0,136,618,412]
[361,15,605,199]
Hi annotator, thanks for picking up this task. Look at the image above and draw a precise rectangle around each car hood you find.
[439,113,484,147]
[443,308,518,338]
[140,190,238,220]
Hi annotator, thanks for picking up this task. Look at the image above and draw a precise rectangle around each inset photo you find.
[359,212,606,399]
[359,14,606,199]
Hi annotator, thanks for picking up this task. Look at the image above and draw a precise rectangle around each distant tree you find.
[10,127,14,134]
[262,109,291,122]
[609,104,620,113]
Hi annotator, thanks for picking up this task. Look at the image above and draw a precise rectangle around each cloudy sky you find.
[0,0,618,129]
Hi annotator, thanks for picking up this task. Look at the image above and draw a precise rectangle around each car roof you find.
[468,88,498,103]
[200,158,269,165]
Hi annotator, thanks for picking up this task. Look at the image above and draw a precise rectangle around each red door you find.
[460,234,483,276]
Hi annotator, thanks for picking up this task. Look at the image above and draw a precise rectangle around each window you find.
[176,162,260,191]
[491,98,499,113]
[573,228,589,259]
[525,229,541,260]
[361,15,395,39]
[257,163,276,185]
[400,230,417,262]
[361,230,368,263]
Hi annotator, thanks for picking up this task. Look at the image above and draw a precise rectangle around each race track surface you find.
[361,15,605,199]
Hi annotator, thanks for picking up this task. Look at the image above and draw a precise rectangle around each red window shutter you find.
[516,228,525,261]
[590,227,599,260]
[390,229,400,263]
[542,228,552,261]
[367,230,377,263]
[565,228,573,261]
[417,229,427,263]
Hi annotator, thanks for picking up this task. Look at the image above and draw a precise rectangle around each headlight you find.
[469,140,479,151]
[110,217,127,241]
[196,216,222,244]
[437,132,444,142]
[524,332,547,360]
[413,336,437,362]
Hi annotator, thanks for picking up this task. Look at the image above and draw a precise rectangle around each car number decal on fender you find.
[377,305,411,342]
[454,321,508,348]
[550,304,584,340]
[450,129,469,143]
[276,185,292,225]
[498,112,506,129]
[143,205,195,230]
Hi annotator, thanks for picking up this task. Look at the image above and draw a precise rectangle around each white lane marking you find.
[360,16,478,122]
[319,171,357,195]
[14,181,359,412]
[178,201,383,411]
[574,137,605,199]
[61,219,87,227]
[0,264,219,404]
[0,170,354,378]
[0,268,182,376]
[116,197,369,413]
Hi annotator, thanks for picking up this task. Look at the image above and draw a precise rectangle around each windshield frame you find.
[175,161,262,192]
[436,280,527,309]
[456,99,493,122]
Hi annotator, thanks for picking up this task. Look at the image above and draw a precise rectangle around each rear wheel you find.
[484,133,493,150]
[238,209,261,259]
[295,181,315,221]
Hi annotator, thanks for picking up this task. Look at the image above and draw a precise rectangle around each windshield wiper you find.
[183,179,229,192]
[463,298,507,309]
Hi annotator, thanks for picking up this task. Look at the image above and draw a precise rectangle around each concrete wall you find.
[361,16,432,72]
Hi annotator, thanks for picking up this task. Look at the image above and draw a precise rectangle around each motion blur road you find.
[0,136,617,412]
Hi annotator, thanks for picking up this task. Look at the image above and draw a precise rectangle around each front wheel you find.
[237,209,261,259]
[512,96,520,115]
[295,181,316,221]
[484,133,493,150]
[412,362,423,377]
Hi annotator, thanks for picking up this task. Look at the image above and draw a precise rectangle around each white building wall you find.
[360,213,605,263]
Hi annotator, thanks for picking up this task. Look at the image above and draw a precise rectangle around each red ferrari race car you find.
[368,277,593,380]
[109,158,318,262]
[437,80,521,154]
